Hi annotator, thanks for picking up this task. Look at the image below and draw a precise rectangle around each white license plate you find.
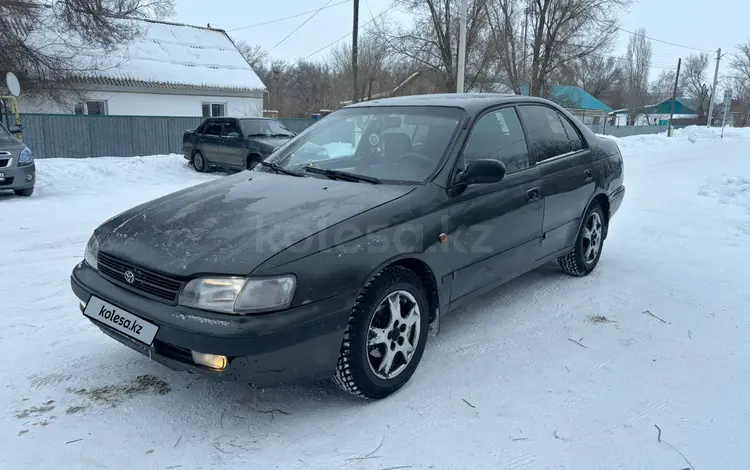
[83,296,159,345]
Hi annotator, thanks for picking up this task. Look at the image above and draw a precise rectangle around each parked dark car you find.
[71,93,625,399]
[0,121,35,196]
[182,117,296,172]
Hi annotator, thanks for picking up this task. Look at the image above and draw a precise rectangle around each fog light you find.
[25,174,33,181]
[191,351,227,370]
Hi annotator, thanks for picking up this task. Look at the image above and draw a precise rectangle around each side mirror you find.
[8,125,22,134]
[455,158,506,186]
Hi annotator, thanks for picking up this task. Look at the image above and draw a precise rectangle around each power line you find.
[268,0,338,52]
[596,20,713,53]
[301,3,398,60]
[228,0,351,32]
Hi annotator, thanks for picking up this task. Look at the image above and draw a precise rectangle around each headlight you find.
[19,147,33,166]
[179,275,296,314]
[84,234,99,270]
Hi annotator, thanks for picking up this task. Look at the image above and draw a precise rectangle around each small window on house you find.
[87,101,107,115]
[74,102,85,115]
[202,102,227,117]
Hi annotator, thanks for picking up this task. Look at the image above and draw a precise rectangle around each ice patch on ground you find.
[698,175,750,211]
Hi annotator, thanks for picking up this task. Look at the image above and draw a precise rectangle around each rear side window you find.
[560,117,584,151]
[461,107,530,174]
[518,105,574,162]
[204,122,222,137]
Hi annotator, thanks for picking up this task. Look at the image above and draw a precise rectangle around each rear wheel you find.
[14,187,34,197]
[333,266,429,399]
[191,150,207,173]
[558,202,606,276]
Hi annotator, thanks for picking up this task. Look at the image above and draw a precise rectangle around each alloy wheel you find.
[367,290,421,380]
[582,212,603,264]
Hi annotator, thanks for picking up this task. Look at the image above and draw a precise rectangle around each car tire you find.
[246,154,261,170]
[333,265,430,399]
[558,202,606,276]
[14,187,34,197]
[192,151,207,173]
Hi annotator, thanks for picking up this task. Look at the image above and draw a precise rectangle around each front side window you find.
[258,106,464,184]
[460,107,530,174]
[203,122,223,136]
[518,105,574,162]
[222,120,241,137]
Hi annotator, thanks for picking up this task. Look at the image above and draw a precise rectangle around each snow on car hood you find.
[95,171,413,276]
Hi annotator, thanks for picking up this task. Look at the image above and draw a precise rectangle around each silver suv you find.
[0,122,35,197]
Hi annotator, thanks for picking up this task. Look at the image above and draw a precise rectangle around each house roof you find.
[610,98,696,115]
[520,85,613,112]
[76,18,265,93]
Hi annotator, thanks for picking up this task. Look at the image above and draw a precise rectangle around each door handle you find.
[526,187,540,202]
[584,168,593,181]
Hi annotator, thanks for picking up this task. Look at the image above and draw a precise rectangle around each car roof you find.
[344,93,555,114]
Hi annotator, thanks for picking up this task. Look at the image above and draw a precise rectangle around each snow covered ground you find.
[2,127,750,469]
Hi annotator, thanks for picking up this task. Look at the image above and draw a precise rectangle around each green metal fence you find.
[17,113,318,159]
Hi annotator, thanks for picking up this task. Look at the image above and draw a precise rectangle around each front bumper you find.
[0,162,35,190]
[70,262,355,386]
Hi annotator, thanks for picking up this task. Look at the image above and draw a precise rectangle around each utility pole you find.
[668,58,681,137]
[456,0,468,93]
[352,0,360,103]
[706,47,721,127]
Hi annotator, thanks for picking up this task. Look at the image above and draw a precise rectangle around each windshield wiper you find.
[270,133,294,137]
[303,166,381,184]
[258,160,305,177]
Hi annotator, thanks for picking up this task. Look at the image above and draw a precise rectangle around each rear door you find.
[446,106,544,301]
[517,105,595,259]
[198,120,222,163]
[217,119,246,168]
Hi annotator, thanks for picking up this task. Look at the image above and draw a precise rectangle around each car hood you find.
[96,172,414,276]
[251,136,293,149]
[0,135,25,149]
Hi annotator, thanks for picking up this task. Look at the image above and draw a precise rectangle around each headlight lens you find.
[84,234,99,270]
[19,147,33,166]
[179,275,296,314]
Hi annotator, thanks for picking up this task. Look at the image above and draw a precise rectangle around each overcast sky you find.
[174,0,745,81]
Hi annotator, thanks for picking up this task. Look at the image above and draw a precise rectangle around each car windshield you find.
[240,119,294,137]
[256,106,464,184]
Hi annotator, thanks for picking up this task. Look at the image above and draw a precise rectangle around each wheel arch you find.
[246,152,262,169]
[363,256,441,325]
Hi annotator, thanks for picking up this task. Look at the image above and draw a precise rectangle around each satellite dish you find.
[5,72,21,97]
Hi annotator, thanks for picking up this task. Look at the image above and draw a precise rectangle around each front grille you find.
[98,252,183,303]
[0,177,14,186]
[0,158,11,168]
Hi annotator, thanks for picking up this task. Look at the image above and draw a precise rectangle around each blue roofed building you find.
[609,98,697,126]
[519,84,613,126]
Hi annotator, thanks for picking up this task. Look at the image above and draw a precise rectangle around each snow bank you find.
[699,175,750,212]
[33,154,219,199]
[598,125,750,154]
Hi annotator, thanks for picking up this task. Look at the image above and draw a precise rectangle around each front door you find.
[198,120,222,163]
[216,119,246,169]
[516,105,596,258]
[446,106,544,302]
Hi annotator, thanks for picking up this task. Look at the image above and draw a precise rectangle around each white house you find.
[16,19,265,118]
[608,98,697,126]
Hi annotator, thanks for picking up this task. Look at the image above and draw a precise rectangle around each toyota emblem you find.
[124,270,135,284]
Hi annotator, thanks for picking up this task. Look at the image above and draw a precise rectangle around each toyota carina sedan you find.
[71,93,625,399]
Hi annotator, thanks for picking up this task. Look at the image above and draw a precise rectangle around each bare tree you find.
[572,55,623,99]
[650,69,682,102]
[730,41,750,126]
[682,53,711,120]
[624,28,652,124]
[380,0,494,92]
[1,0,174,103]
[236,42,269,71]
[329,33,391,101]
